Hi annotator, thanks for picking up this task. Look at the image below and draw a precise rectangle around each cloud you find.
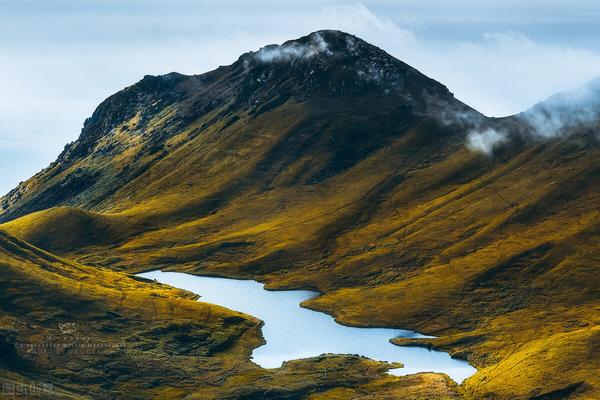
[321,2,416,42]
[466,129,508,155]
[255,32,330,63]
[379,30,600,117]
[518,78,600,137]
[481,31,536,49]
[311,5,600,117]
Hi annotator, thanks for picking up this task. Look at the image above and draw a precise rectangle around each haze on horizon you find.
[1,0,600,195]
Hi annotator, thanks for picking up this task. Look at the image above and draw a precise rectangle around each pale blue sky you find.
[1,0,600,194]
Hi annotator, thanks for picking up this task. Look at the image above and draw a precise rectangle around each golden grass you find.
[0,230,467,398]
[1,95,598,398]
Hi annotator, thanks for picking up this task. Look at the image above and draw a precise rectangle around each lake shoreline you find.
[137,269,477,383]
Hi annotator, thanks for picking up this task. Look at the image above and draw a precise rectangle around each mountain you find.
[1,31,599,399]
[0,30,476,222]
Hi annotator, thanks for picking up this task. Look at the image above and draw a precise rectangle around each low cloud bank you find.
[519,78,600,138]
[463,78,600,155]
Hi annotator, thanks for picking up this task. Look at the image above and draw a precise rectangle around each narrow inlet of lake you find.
[138,271,476,383]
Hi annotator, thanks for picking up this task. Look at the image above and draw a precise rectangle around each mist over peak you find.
[518,76,600,138]
[245,30,369,64]
[252,31,332,63]
[461,77,600,156]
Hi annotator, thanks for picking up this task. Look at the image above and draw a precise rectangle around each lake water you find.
[138,270,476,383]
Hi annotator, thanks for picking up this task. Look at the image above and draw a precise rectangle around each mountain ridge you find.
[1,30,599,399]
[0,30,478,223]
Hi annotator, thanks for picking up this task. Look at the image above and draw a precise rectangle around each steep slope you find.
[1,31,599,399]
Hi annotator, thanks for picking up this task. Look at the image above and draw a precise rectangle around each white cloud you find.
[481,31,537,49]
[321,2,416,42]
[466,129,508,155]
[519,78,600,138]
[434,32,600,116]
[338,26,600,117]
[255,32,330,63]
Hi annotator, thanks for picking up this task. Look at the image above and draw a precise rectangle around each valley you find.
[138,270,476,382]
[0,30,598,399]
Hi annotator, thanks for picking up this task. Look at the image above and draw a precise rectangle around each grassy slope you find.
[0,230,463,399]
[0,230,265,399]
[4,114,598,399]
[1,31,598,399]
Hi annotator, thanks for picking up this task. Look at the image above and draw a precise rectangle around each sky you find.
[1,0,600,194]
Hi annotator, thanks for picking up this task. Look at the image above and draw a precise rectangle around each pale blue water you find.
[138,271,476,383]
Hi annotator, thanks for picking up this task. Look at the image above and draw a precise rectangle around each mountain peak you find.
[237,29,423,80]
[233,30,457,110]
[0,30,473,221]
[240,30,367,64]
